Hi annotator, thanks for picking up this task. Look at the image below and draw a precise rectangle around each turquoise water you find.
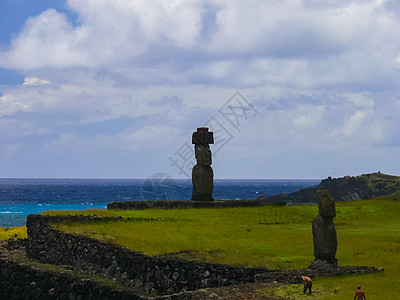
[0,178,320,227]
[0,202,108,227]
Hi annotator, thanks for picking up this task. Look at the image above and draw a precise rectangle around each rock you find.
[48,288,56,296]
[309,259,338,269]
[133,277,143,288]
[312,190,337,263]
[172,272,180,280]
[144,282,154,293]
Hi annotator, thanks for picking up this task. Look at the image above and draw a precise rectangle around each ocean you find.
[0,178,320,227]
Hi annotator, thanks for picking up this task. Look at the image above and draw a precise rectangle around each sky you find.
[0,0,400,180]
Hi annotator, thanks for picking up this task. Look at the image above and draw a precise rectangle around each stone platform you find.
[107,199,286,210]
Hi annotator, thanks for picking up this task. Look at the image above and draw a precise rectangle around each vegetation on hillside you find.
[263,172,400,203]
[361,172,400,194]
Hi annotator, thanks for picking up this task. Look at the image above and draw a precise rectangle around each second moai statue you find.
[191,127,214,201]
[312,190,338,264]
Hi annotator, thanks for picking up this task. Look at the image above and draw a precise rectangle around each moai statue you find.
[191,127,214,201]
[312,190,338,264]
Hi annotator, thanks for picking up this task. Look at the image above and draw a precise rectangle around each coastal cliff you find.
[258,172,400,203]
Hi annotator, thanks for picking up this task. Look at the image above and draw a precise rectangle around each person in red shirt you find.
[354,286,366,300]
[301,275,312,294]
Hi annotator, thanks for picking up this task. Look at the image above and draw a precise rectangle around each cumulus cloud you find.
[0,94,26,115]
[0,0,204,70]
[23,77,51,86]
[1,0,400,178]
[0,9,85,69]
[0,0,399,90]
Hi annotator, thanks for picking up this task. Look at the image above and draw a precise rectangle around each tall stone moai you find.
[191,127,214,201]
[312,190,338,264]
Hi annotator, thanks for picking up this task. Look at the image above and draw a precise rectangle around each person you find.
[354,286,366,300]
[301,275,312,295]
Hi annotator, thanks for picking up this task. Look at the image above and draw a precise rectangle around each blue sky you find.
[1,0,400,179]
[0,0,72,84]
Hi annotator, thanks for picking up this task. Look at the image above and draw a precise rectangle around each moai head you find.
[317,190,336,218]
[192,127,213,166]
[195,144,212,165]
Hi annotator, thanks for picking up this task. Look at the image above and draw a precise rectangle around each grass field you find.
[1,198,398,299]
[47,199,400,299]
[0,226,27,241]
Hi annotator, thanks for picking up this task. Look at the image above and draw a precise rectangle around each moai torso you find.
[312,190,337,263]
[191,128,214,201]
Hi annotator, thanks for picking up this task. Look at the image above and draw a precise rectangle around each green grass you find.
[255,200,400,299]
[257,284,338,299]
[0,194,396,298]
[375,189,400,201]
[0,226,27,241]
[49,199,400,299]
[51,205,319,269]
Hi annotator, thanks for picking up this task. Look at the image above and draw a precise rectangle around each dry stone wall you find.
[0,253,148,300]
[24,213,383,297]
[26,214,271,295]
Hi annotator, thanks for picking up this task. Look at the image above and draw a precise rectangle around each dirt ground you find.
[188,282,286,300]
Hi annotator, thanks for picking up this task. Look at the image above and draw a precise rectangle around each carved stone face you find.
[317,190,336,217]
[195,144,212,165]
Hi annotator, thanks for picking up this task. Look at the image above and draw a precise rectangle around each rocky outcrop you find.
[258,187,318,203]
[257,172,400,203]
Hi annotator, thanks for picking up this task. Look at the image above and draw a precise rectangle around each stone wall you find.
[107,199,286,210]
[0,252,149,300]
[25,214,383,297]
[26,214,271,295]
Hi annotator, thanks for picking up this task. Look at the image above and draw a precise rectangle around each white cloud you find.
[0,9,86,69]
[0,0,399,91]
[293,105,326,128]
[0,94,24,115]
[115,125,178,149]
[0,0,204,70]
[1,0,400,178]
[344,93,374,109]
[342,110,369,136]
[23,77,51,86]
